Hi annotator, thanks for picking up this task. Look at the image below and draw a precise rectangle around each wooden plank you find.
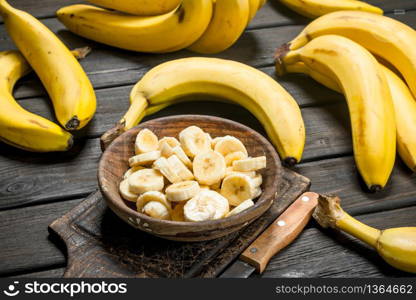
[260,206,416,278]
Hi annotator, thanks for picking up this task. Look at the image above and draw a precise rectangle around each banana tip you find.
[65,116,80,131]
[274,43,290,76]
[369,185,383,193]
[283,157,297,167]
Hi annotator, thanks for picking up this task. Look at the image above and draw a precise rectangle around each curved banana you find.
[278,0,382,19]
[86,0,181,16]
[188,0,250,54]
[282,11,416,98]
[248,0,261,22]
[0,51,73,152]
[0,0,96,131]
[101,57,305,165]
[57,0,213,53]
[286,61,416,172]
[276,35,396,191]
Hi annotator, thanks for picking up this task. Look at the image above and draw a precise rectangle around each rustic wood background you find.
[0,0,415,278]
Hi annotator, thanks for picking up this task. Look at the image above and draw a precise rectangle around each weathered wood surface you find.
[0,0,415,278]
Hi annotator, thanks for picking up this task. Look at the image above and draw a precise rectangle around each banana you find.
[167,155,195,181]
[224,151,248,166]
[128,168,165,194]
[214,136,248,157]
[278,0,382,19]
[226,199,254,217]
[188,0,250,54]
[123,166,145,179]
[101,57,305,165]
[129,151,161,167]
[159,137,180,149]
[221,173,256,206]
[211,137,224,148]
[193,150,226,185]
[225,167,256,178]
[252,174,263,187]
[276,35,396,191]
[281,11,416,98]
[179,126,212,158]
[285,62,416,172]
[172,146,193,169]
[171,202,186,221]
[166,180,200,202]
[160,142,175,158]
[85,0,181,16]
[0,0,96,131]
[142,201,171,220]
[119,179,139,202]
[184,190,229,221]
[137,191,172,220]
[57,0,213,53]
[135,129,159,154]
[153,157,182,183]
[253,187,262,198]
[233,156,266,172]
[248,0,261,23]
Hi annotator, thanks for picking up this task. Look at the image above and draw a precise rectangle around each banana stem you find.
[275,45,301,76]
[337,214,380,248]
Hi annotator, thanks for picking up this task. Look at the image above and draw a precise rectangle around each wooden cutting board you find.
[49,167,310,278]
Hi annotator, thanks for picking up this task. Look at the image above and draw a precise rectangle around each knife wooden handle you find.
[240,192,319,273]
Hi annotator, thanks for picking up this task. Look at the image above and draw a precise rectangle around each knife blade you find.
[219,192,319,278]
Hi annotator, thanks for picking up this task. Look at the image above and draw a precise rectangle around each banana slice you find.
[159,142,174,158]
[159,136,180,149]
[123,166,145,179]
[226,199,254,217]
[211,136,224,148]
[166,180,200,202]
[167,155,195,181]
[214,135,248,157]
[220,173,256,206]
[142,201,171,220]
[225,166,256,178]
[184,190,229,221]
[119,179,139,202]
[252,174,262,187]
[179,126,211,158]
[171,202,186,222]
[135,128,159,154]
[233,156,266,172]
[224,151,248,166]
[129,151,161,167]
[137,191,171,212]
[253,187,262,199]
[153,157,182,183]
[128,168,164,194]
[172,146,193,169]
[193,150,226,185]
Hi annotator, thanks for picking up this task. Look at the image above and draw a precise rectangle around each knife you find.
[219,192,319,278]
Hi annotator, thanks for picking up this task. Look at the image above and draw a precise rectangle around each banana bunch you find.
[276,11,416,190]
[120,127,266,221]
[56,0,266,54]
[278,0,383,19]
[101,57,306,166]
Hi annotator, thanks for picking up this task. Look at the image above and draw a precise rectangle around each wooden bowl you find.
[98,115,282,242]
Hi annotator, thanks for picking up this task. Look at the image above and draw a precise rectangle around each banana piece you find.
[179,126,212,158]
[281,11,416,98]
[86,0,181,16]
[103,57,305,165]
[252,174,263,187]
[135,129,159,154]
[248,0,261,23]
[252,187,262,199]
[226,199,254,217]
[160,142,175,158]
[188,0,250,54]
[167,155,195,181]
[0,0,96,131]
[172,146,193,169]
[57,0,213,53]
[221,173,256,206]
[193,150,226,185]
[119,179,139,202]
[142,202,171,220]
[123,166,145,179]
[184,190,229,221]
[233,156,266,172]
[153,157,182,183]
[276,35,396,191]
[225,167,256,178]
[224,151,248,166]
[129,151,161,167]
[128,169,164,194]
[278,0,382,19]
[211,137,224,148]
[214,136,248,157]
[166,180,200,202]
[171,202,186,221]
[159,136,180,149]
[137,191,172,219]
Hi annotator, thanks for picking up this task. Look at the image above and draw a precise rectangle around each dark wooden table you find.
[1,0,415,278]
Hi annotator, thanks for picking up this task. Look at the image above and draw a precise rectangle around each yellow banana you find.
[286,61,416,172]
[101,57,305,165]
[278,0,382,19]
[248,0,261,22]
[276,35,396,191]
[85,0,181,16]
[57,0,213,53]
[283,11,416,98]
[0,0,96,131]
[188,0,250,54]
